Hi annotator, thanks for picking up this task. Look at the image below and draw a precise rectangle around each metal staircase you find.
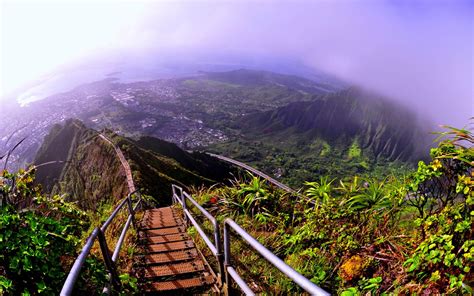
[137,206,216,293]
[59,137,329,295]
[60,185,329,295]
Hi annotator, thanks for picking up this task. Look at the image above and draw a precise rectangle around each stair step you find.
[143,260,205,278]
[143,275,214,292]
[143,249,198,265]
[144,208,177,216]
[136,206,217,292]
[144,233,190,244]
[146,240,194,253]
[145,207,175,213]
[143,226,186,237]
[141,220,184,229]
[143,211,179,219]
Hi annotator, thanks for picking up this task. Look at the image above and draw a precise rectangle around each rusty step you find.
[143,226,186,237]
[143,233,190,244]
[142,212,179,220]
[143,260,205,278]
[145,207,176,212]
[143,275,214,292]
[142,215,179,222]
[141,220,184,229]
[143,249,198,265]
[143,211,178,218]
[146,240,194,253]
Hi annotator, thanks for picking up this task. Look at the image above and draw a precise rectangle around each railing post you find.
[126,194,137,229]
[172,186,176,204]
[223,222,231,295]
[97,229,121,290]
[138,190,143,210]
[214,222,225,286]
[181,190,188,225]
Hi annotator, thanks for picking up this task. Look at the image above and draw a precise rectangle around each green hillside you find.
[34,119,235,208]
[191,124,473,294]
[208,87,433,187]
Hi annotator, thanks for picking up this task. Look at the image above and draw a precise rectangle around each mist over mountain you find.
[1,68,435,186]
[2,1,472,128]
[0,0,468,198]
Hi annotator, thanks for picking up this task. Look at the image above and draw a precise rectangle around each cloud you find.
[124,1,473,126]
[2,0,473,127]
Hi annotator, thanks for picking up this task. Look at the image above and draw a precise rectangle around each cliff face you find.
[34,119,234,209]
[242,87,432,162]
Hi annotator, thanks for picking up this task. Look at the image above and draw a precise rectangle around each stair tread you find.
[143,275,214,292]
[143,249,198,264]
[141,220,184,229]
[144,208,177,214]
[137,206,216,292]
[143,226,186,236]
[144,233,190,244]
[143,260,205,277]
[146,240,194,253]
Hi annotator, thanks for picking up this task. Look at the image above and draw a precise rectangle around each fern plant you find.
[237,176,271,216]
[346,178,391,212]
[304,176,335,204]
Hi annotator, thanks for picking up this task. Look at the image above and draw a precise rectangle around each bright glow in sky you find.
[1,0,473,126]
[1,0,147,97]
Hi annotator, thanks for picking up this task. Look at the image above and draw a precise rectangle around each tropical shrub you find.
[345,178,391,212]
[190,123,473,294]
[0,169,89,295]
[304,176,334,204]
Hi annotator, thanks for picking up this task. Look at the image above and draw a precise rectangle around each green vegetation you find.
[35,120,235,207]
[191,124,473,294]
[208,86,432,188]
[348,138,362,159]
[0,169,139,295]
[209,132,413,188]
[1,117,470,294]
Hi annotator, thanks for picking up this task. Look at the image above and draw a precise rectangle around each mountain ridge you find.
[34,119,235,209]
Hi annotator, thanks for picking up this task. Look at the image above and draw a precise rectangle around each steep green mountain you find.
[209,87,433,186]
[244,87,431,161]
[34,119,234,209]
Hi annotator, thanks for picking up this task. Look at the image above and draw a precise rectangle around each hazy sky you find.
[1,0,473,126]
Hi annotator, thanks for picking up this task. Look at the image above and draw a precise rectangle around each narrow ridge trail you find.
[98,134,136,193]
[97,133,216,294]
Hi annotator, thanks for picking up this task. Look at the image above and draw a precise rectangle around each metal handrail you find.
[171,185,328,295]
[207,153,296,193]
[60,190,142,296]
[223,218,329,296]
[207,153,317,206]
[171,185,224,284]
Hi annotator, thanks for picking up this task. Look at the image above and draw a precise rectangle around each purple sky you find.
[2,0,473,127]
